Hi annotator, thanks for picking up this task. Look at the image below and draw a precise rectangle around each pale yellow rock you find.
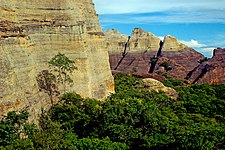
[105,28,161,54]
[162,35,188,51]
[105,28,189,55]
[142,78,178,100]
[129,28,161,52]
[104,30,128,54]
[0,0,114,118]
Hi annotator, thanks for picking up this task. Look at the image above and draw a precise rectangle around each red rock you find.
[107,28,225,85]
[188,48,225,84]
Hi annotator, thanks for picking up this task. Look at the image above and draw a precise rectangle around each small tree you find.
[48,53,77,93]
[37,70,59,105]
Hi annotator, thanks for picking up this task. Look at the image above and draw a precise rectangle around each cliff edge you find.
[0,0,114,118]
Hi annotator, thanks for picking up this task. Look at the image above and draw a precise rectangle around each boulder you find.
[142,78,178,100]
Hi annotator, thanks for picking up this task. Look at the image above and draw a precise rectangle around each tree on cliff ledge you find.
[49,53,77,93]
[37,70,59,105]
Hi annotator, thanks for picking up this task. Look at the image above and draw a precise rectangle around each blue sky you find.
[93,0,225,57]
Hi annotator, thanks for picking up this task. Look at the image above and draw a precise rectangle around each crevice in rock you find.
[185,65,200,80]
[114,36,131,70]
[192,64,210,84]
[128,58,135,66]
[148,56,158,73]
[148,40,164,73]
[157,40,163,57]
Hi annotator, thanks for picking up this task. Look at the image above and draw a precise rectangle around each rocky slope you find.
[0,0,114,118]
[107,28,204,80]
[188,48,225,84]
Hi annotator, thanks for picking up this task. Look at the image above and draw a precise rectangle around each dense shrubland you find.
[1,74,225,149]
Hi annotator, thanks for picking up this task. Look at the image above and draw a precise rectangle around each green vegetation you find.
[1,74,225,149]
[159,61,172,72]
[156,72,185,88]
[37,70,59,105]
[162,76,184,88]
[198,57,210,63]
[37,53,77,105]
[49,53,77,92]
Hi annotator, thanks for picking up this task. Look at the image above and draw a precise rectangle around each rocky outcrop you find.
[129,28,161,52]
[105,30,128,54]
[107,28,204,80]
[0,0,114,118]
[156,48,204,79]
[162,35,188,51]
[105,28,161,54]
[142,78,178,100]
[188,48,225,84]
[107,28,225,85]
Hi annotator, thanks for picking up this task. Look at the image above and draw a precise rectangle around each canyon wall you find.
[0,0,114,118]
[188,48,225,84]
[107,28,225,85]
[106,28,204,80]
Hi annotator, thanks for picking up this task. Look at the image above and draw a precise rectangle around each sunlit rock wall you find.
[0,0,114,118]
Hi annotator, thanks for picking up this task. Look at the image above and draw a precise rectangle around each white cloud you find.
[94,0,225,24]
[98,9,225,24]
[93,0,225,14]
[158,36,164,41]
[201,47,216,52]
[180,40,206,48]
[179,40,216,57]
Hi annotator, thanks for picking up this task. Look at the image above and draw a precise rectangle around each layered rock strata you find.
[0,0,114,117]
[188,48,225,84]
[106,28,204,80]
[162,35,188,51]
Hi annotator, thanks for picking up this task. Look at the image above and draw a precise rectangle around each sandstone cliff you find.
[0,0,114,118]
[105,28,161,54]
[129,28,161,52]
[162,35,188,51]
[104,29,127,54]
[106,28,204,80]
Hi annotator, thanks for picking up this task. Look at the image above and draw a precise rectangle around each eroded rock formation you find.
[162,35,188,51]
[105,29,128,54]
[0,0,114,118]
[107,28,204,80]
[188,48,225,84]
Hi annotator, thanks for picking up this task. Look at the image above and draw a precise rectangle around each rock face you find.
[188,48,225,84]
[105,28,161,54]
[162,35,188,51]
[107,28,204,80]
[142,78,178,100]
[129,28,161,52]
[105,30,127,54]
[0,0,114,117]
[156,48,204,79]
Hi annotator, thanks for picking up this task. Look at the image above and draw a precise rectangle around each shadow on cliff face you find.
[114,36,131,70]
[192,64,211,84]
[149,40,164,73]
[108,29,225,85]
